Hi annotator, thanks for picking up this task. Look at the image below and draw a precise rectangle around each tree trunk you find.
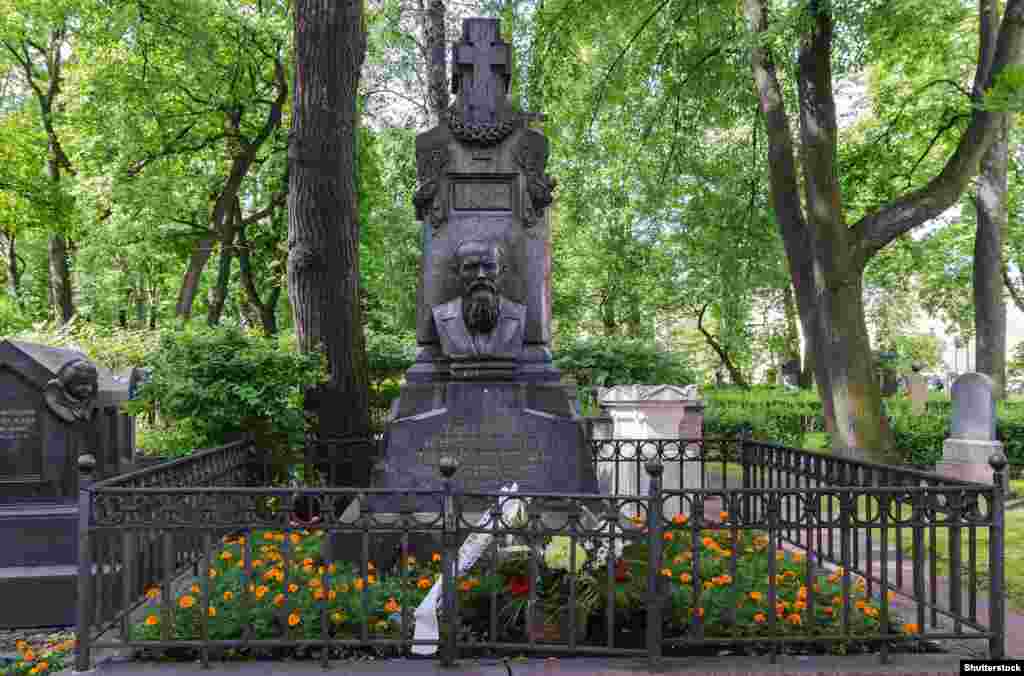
[800,330,816,391]
[974,0,1009,401]
[782,284,801,365]
[4,232,20,299]
[206,236,235,327]
[422,0,449,125]
[288,0,370,437]
[48,231,73,324]
[696,303,750,389]
[237,219,281,337]
[176,236,216,320]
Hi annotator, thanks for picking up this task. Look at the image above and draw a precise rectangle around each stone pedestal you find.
[937,373,1004,488]
[937,438,1008,489]
[597,385,703,519]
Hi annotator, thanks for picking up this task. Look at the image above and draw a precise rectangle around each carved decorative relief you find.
[445,105,520,146]
[413,144,450,230]
[513,130,556,228]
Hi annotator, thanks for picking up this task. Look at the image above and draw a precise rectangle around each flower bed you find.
[16,519,933,673]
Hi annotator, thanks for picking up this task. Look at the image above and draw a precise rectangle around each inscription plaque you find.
[416,417,543,488]
[452,181,513,211]
[0,373,43,480]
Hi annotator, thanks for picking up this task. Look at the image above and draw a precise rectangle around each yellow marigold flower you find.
[288,583,299,593]
[672,514,688,525]
[275,533,285,542]
[832,596,842,606]
[290,533,301,545]
[792,552,803,563]
[339,582,350,593]
[721,549,733,557]
[328,563,337,574]
[255,585,269,600]
[328,590,337,601]
[754,612,766,623]
[679,573,692,584]
[273,593,285,607]
[145,587,160,600]
[432,552,441,562]
[191,584,200,594]
[776,551,784,561]
[368,575,377,585]
[145,615,159,626]
[331,611,346,624]
[797,586,807,600]
[354,578,364,592]
[682,551,692,561]
[288,612,301,626]
[703,581,714,590]
[418,576,433,590]
[249,583,255,592]
[209,568,218,579]
[309,577,322,588]
[179,595,195,609]
[208,606,217,617]
[313,589,326,601]
[223,591,234,601]
[749,591,762,602]
[236,560,245,569]
[787,613,802,625]
[903,622,920,634]
[663,531,674,541]
[661,568,673,578]
[251,559,263,568]
[220,551,233,561]
[719,511,729,520]
[384,598,401,613]
[318,565,326,575]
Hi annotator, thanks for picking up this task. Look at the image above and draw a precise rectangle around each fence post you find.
[645,459,664,670]
[989,453,1007,660]
[74,487,93,673]
[440,456,459,667]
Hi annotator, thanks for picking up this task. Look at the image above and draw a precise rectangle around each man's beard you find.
[463,287,499,333]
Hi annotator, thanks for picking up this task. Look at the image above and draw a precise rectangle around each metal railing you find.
[74,436,1006,671]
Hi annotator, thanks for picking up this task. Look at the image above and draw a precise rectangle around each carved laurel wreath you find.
[445,106,520,146]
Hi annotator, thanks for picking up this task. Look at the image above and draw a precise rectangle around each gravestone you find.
[328,18,595,567]
[780,359,800,389]
[907,363,928,415]
[937,373,1005,487]
[596,385,704,519]
[0,339,100,628]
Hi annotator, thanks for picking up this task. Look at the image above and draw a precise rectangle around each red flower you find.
[614,559,631,583]
[506,575,531,597]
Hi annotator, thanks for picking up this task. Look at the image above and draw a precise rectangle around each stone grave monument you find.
[0,339,101,628]
[936,372,1005,487]
[596,385,704,520]
[326,19,596,566]
[907,362,928,416]
[780,359,800,390]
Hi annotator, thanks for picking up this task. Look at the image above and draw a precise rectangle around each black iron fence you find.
[75,436,1006,671]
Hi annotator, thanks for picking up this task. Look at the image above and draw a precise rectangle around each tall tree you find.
[974,0,1010,400]
[287,0,371,441]
[0,0,77,323]
[743,0,1024,462]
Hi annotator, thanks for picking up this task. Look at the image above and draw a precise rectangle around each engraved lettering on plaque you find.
[0,408,41,478]
[452,181,513,211]
[417,418,543,488]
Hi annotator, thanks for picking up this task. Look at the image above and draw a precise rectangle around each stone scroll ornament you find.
[412,484,524,655]
[44,358,99,424]
[513,130,556,229]
[413,144,450,231]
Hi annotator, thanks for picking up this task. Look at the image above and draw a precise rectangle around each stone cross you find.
[452,18,511,125]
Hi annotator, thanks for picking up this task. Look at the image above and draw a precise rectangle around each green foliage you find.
[553,336,696,388]
[12,316,161,371]
[702,389,808,448]
[121,326,326,464]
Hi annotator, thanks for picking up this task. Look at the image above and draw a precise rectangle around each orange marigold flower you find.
[787,613,802,625]
[368,575,378,585]
[663,531,674,541]
[903,623,920,634]
[792,552,803,563]
[179,595,195,609]
[887,591,895,602]
[273,593,285,608]
[432,552,441,562]
[702,537,715,548]
[661,568,673,578]
[145,615,159,626]
[679,573,692,584]
[220,551,233,561]
[459,580,473,592]
[855,599,866,610]
[288,583,299,593]
[191,584,200,594]
[328,563,337,574]
[384,598,401,613]
[672,514,688,525]
[223,591,233,602]
[754,612,767,623]
[22,650,35,662]
[824,607,834,616]
[313,589,326,601]
[776,551,785,560]
[418,576,433,590]
[832,596,842,606]
[290,533,301,545]
[236,560,245,569]
[695,607,704,617]
[263,532,274,541]
[718,574,732,585]
[208,606,217,617]
[703,581,714,590]
[749,591,762,602]
[719,511,729,520]
[794,600,806,611]
[288,612,301,626]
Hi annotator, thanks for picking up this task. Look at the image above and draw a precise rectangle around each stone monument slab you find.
[938,372,1004,487]
[908,369,928,416]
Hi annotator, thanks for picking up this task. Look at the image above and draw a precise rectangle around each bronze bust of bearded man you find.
[432,239,525,361]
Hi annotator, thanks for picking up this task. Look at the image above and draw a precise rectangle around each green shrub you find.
[122,326,327,471]
[553,336,696,388]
